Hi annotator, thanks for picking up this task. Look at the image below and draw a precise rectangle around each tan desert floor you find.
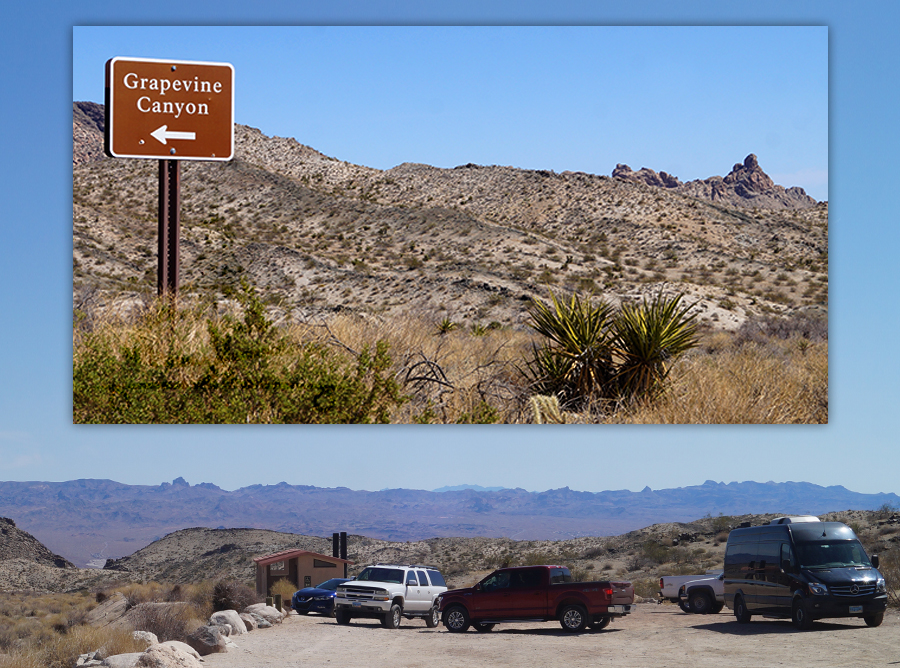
[202,604,899,668]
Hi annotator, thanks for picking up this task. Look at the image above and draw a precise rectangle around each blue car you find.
[291,578,352,616]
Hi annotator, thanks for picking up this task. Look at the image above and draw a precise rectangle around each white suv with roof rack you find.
[334,563,448,629]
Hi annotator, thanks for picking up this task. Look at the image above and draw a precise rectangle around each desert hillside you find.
[73,101,827,332]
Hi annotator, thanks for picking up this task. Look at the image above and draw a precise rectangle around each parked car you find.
[291,578,352,616]
[334,564,448,628]
[678,572,725,613]
[658,570,723,611]
[724,516,887,629]
[439,565,634,633]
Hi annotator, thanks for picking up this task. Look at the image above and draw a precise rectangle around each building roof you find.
[253,549,353,567]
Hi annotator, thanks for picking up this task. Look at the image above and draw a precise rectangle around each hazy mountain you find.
[1,478,894,568]
[432,484,510,492]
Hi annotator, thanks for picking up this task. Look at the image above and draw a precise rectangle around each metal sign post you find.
[104,56,234,300]
[157,160,181,297]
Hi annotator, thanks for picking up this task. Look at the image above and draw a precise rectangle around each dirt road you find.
[202,604,899,668]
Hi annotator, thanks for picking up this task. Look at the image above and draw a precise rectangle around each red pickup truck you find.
[439,565,634,633]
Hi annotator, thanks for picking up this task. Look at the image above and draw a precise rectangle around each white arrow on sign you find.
[150,125,197,145]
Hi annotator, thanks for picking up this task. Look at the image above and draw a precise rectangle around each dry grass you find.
[74,296,827,424]
[605,340,828,423]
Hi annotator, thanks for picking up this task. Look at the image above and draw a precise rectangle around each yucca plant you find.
[524,291,615,407]
[611,291,699,401]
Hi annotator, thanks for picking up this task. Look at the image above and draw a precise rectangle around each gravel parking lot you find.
[203,604,899,668]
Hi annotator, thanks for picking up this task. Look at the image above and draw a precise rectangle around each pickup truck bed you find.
[439,565,634,633]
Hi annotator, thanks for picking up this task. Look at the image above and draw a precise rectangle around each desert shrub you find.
[0,626,144,668]
[879,549,900,607]
[127,602,202,643]
[117,582,167,609]
[524,289,697,409]
[641,540,672,565]
[631,577,660,599]
[212,580,259,613]
[73,287,406,423]
[269,578,296,606]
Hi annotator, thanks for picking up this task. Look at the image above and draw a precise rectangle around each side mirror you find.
[474,583,482,592]
[872,554,880,569]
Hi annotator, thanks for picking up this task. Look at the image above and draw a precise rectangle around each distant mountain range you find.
[1,478,896,568]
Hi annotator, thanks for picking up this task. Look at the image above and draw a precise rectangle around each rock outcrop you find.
[613,154,819,209]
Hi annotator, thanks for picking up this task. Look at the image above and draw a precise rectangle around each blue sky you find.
[74,25,828,200]
[1,2,899,500]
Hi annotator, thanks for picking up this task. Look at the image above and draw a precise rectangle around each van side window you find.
[781,543,794,568]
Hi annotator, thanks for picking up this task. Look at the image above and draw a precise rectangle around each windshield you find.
[356,567,404,584]
[315,579,344,591]
[795,540,872,569]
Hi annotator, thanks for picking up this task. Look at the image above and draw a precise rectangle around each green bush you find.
[73,288,406,423]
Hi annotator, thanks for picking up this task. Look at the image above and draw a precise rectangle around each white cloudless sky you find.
[1,1,898,499]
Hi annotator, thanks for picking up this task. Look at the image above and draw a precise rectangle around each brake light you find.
[603,587,613,597]
[659,578,664,588]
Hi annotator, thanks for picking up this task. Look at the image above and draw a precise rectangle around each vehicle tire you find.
[473,622,495,633]
[712,603,725,614]
[443,605,470,633]
[335,610,351,625]
[678,600,692,613]
[733,595,752,624]
[689,591,713,614]
[864,612,884,628]
[296,610,309,615]
[559,604,588,633]
[792,597,813,631]
[425,605,440,628]
[382,603,402,629]
[588,616,611,630]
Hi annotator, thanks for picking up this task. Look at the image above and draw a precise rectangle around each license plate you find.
[849,605,862,613]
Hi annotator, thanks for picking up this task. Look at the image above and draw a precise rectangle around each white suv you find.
[334,564,448,629]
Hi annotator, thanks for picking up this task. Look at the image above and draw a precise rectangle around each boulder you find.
[136,644,203,668]
[132,631,159,647]
[249,612,272,628]
[210,609,245,634]
[239,612,258,631]
[160,641,202,662]
[243,603,284,625]
[86,592,129,628]
[101,653,143,668]
[185,625,228,656]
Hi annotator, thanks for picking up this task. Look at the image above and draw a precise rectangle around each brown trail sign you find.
[104,56,235,297]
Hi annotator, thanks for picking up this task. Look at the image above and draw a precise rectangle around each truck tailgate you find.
[610,581,634,605]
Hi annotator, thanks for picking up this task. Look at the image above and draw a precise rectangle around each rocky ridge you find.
[612,153,818,210]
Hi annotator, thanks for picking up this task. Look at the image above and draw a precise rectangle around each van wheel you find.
[734,595,752,624]
[792,598,813,630]
[689,591,712,614]
[559,604,588,632]
[425,605,440,628]
[864,612,884,628]
[443,605,470,633]
[382,604,402,629]
[473,622,495,632]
